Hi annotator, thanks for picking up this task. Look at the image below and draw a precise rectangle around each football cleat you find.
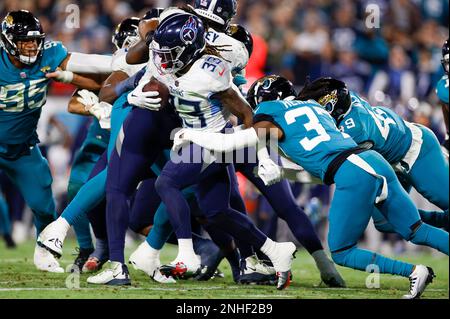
[159,255,201,280]
[70,247,94,273]
[193,236,225,281]
[129,242,176,284]
[33,244,64,273]
[238,255,277,285]
[3,234,16,249]
[82,256,108,273]
[268,242,297,290]
[87,261,131,285]
[37,218,70,258]
[402,265,435,299]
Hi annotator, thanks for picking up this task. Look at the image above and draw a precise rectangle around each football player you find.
[0,10,111,272]
[174,76,449,299]
[38,12,220,284]
[297,78,448,231]
[436,38,449,153]
[137,12,297,290]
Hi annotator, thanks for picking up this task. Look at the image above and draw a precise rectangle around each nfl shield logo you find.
[200,0,209,7]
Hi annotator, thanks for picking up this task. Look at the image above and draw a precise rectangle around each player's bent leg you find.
[4,147,63,273]
[378,175,449,255]
[37,168,107,258]
[239,161,345,287]
[0,194,15,248]
[408,125,449,210]
[9,147,56,235]
[196,166,296,290]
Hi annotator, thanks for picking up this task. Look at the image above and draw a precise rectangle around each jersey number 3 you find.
[284,107,331,151]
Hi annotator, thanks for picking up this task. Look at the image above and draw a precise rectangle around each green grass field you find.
[0,240,448,299]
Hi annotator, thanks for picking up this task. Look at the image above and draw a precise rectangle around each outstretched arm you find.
[174,120,283,153]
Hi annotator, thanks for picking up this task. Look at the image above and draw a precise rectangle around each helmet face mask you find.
[151,41,187,74]
[1,10,46,65]
[112,17,140,50]
[194,0,237,31]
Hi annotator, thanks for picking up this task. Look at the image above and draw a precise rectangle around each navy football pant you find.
[155,143,268,253]
[106,107,179,263]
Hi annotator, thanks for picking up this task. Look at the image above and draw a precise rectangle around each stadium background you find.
[0,0,448,256]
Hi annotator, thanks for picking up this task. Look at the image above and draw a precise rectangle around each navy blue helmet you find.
[112,17,140,50]
[193,0,237,31]
[0,10,45,65]
[151,13,206,74]
[247,75,297,110]
[442,38,449,74]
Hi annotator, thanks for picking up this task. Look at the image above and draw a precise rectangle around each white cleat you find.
[33,244,64,273]
[37,218,70,258]
[239,254,277,285]
[402,265,435,299]
[129,242,176,284]
[87,261,131,285]
[269,242,297,290]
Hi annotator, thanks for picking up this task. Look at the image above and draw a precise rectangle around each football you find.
[142,77,170,109]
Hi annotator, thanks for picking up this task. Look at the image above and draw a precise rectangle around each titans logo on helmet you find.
[180,16,198,44]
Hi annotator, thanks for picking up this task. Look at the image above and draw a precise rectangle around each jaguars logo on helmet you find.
[0,10,45,65]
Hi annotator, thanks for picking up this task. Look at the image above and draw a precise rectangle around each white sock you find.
[142,241,160,258]
[260,238,277,258]
[176,238,196,261]
[56,217,71,236]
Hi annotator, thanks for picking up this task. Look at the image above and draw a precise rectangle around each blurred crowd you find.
[0,0,448,253]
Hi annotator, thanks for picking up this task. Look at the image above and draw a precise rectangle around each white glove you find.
[257,157,283,186]
[77,89,99,108]
[45,69,74,83]
[172,128,191,153]
[127,81,161,110]
[76,90,112,130]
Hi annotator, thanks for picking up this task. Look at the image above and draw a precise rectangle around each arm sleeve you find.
[186,127,259,153]
[66,52,112,74]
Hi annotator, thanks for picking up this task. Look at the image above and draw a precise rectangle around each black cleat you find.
[71,247,95,273]
[3,234,16,249]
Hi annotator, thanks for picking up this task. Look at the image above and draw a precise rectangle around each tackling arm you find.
[213,87,254,128]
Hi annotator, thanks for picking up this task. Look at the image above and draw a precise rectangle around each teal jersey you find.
[436,75,449,104]
[85,118,110,148]
[338,92,412,164]
[254,99,357,181]
[0,41,68,149]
